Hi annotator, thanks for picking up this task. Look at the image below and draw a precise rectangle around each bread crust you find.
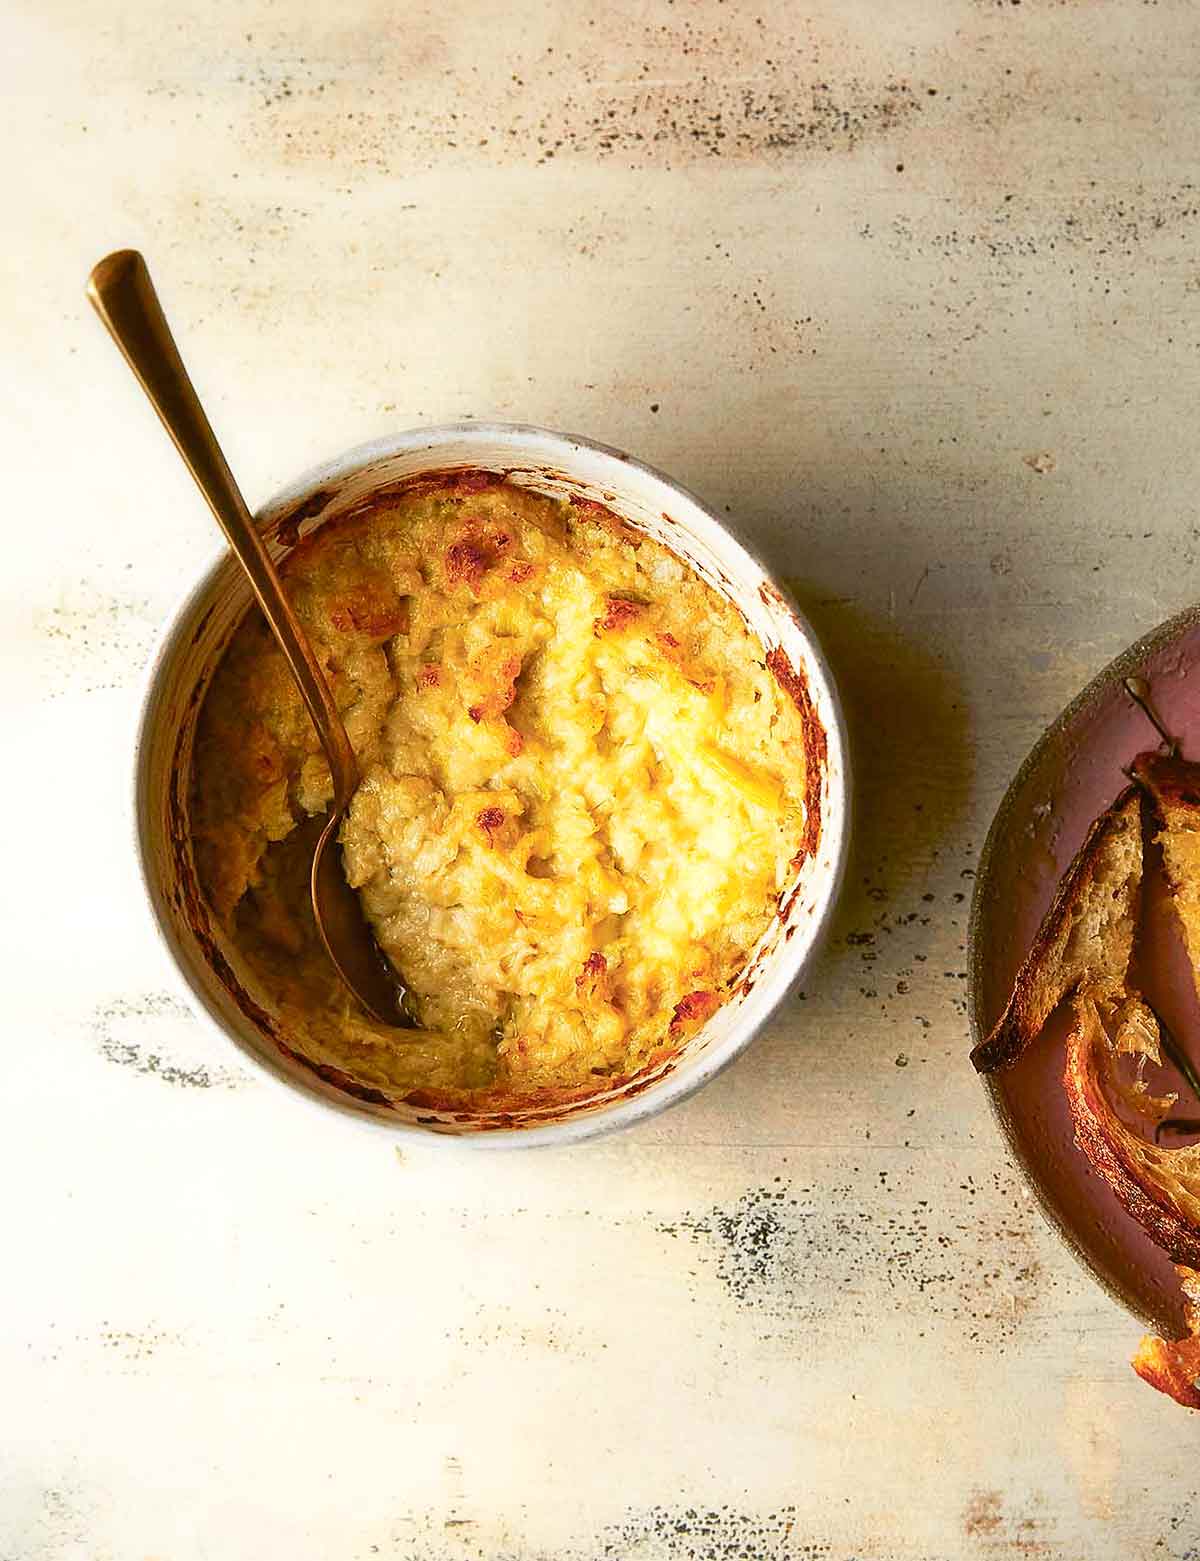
[1133,1265,1200,1408]
[971,786,1142,1073]
[1132,748,1200,819]
[1063,993,1200,1269]
[1133,1319,1200,1409]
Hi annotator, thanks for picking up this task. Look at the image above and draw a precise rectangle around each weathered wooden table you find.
[6,1,1200,1555]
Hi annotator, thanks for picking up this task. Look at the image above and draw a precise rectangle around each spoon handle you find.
[86,249,357,801]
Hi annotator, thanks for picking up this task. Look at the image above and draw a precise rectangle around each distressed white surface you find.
[4,1,1200,1556]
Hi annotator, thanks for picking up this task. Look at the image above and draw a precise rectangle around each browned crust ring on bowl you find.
[399,1040,683,1121]
[765,645,826,870]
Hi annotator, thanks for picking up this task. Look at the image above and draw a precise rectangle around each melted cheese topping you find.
[190,475,814,1106]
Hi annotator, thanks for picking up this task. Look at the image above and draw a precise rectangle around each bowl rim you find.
[132,420,851,1147]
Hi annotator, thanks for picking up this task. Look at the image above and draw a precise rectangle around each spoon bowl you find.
[311,808,410,1025]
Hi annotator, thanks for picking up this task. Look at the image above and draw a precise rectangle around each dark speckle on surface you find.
[35,584,161,697]
[351,1507,866,1561]
[661,1186,786,1302]
[92,993,244,1090]
[135,19,928,177]
[659,1174,1043,1343]
[599,1506,835,1560]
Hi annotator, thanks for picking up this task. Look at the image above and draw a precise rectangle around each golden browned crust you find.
[970,786,1142,1073]
[668,989,721,1038]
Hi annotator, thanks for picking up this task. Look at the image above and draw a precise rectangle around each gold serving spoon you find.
[88,250,412,1027]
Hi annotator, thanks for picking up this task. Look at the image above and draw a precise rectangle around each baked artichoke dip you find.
[190,472,820,1110]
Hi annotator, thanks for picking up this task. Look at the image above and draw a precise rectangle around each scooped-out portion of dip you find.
[190,471,821,1110]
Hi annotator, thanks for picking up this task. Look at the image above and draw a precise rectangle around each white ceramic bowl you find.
[134,423,849,1145]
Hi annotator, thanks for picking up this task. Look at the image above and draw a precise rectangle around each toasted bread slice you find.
[1134,1266,1200,1408]
[1134,751,1200,1005]
[1063,991,1200,1269]
[971,787,1143,1073]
